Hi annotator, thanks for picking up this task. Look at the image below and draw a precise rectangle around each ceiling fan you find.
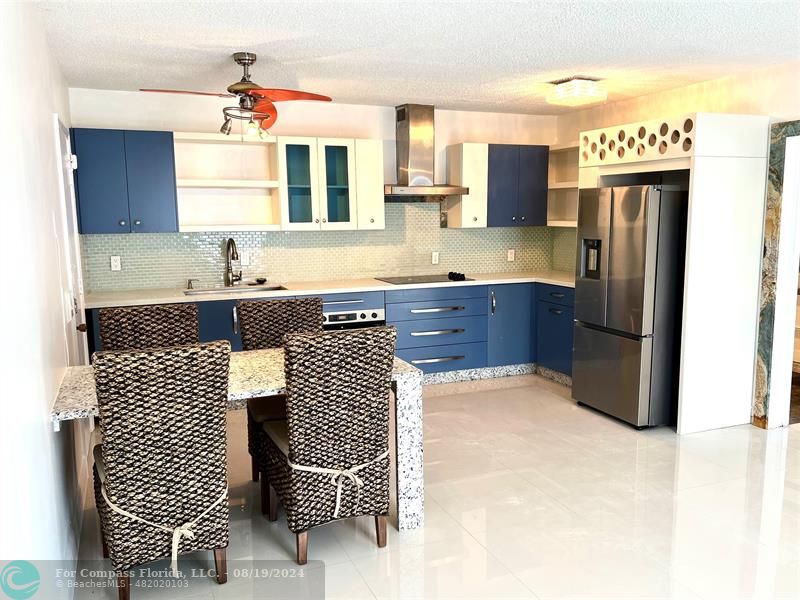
[141,52,331,137]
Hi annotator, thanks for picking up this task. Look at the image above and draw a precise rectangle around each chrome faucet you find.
[224,238,242,287]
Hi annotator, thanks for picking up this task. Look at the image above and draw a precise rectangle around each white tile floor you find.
[77,374,800,599]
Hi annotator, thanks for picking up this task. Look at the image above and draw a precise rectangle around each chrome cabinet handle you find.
[409,306,464,314]
[550,292,565,299]
[490,291,496,315]
[232,306,239,334]
[411,355,465,365]
[324,299,364,305]
[134,219,142,226]
[118,219,127,226]
[548,308,563,315]
[409,328,465,337]
[511,216,516,222]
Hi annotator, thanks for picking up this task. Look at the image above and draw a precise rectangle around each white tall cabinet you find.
[578,113,770,434]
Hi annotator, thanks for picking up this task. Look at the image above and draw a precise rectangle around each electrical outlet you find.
[507,249,515,262]
[241,251,251,267]
[431,251,440,265]
[110,256,121,271]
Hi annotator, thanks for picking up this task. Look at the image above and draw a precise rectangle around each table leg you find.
[392,372,424,530]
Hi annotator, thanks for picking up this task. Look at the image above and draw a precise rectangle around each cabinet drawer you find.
[385,285,487,304]
[396,342,487,374]
[301,291,385,311]
[394,315,487,349]
[536,300,574,375]
[386,297,486,322]
[536,284,574,307]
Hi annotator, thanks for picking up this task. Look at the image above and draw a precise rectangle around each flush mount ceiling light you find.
[141,52,331,135]
[546,76,607,107]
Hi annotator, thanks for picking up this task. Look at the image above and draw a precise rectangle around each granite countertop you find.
[52,348,420,425]
[84,270,575,308]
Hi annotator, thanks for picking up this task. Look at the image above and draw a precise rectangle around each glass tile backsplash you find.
[81,203,577,291]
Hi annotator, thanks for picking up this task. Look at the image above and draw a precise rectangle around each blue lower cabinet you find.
[198,300,242,351]
[396,342,487,374]
[487,284,534,366]
[394,315,487,349]
[536,300,574,375]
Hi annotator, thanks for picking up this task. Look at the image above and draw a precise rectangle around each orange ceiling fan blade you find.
[250,88,332,103]
[140,88,235,98]
[254,99,279,128]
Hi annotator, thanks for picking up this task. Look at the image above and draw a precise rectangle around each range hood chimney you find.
[384,104,469,200]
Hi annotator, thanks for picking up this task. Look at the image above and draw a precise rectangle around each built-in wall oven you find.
[320,293,386,330]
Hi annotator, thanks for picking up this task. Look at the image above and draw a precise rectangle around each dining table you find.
[50,348,425,530]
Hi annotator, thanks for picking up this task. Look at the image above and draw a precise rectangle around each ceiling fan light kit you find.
[546,76,607,107]
[140,51,332,134]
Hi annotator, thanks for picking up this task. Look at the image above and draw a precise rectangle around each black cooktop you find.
[376,273,473,285]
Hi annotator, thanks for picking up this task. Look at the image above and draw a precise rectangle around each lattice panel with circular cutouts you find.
[579,115,696,167]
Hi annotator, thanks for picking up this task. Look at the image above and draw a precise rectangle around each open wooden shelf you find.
[174,132,275,145]
[548,181,578,190]
[179,223,281,232]
[176,178,279,189]
[547,220,577,228]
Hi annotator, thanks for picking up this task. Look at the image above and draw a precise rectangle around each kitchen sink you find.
[183,284,287,296]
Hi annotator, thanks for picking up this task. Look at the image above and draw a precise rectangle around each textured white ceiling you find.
[36,0,800,115]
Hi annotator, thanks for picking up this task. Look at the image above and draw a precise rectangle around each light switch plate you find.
[507,249,515,262]
[110,256,121,271]
[431,251,440,265]
[241,251,251,267]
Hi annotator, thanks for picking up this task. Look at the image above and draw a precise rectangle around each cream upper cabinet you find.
[443,143,488,228]
[355,138,385,230]
[277,136,321,231]
[317,138,358,230]
[278,136,384,231]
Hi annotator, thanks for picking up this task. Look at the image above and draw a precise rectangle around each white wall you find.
[0,1,89,581]
[557,62,800,142]
[68,88,558,182]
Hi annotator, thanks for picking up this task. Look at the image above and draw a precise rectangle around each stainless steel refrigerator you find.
[572,185,687,428]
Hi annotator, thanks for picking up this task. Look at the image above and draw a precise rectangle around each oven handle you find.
[323,299,364,305]
[232,306,239,335]
[409,328,464,337]
[411,355,465,365]
[409,306,464,314]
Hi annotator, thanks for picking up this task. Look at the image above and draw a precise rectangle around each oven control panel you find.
[323,308,386,325]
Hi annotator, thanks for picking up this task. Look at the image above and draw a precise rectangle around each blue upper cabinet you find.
[72,129,131,233]
[487,283,535,366]
[486,144,548,227]
[487,145,519,227]
[124,131,178,233]
[517,145,549,226]
[72,128,178,234]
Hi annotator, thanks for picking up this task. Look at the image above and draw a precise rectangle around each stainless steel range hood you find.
[384,104,469,201]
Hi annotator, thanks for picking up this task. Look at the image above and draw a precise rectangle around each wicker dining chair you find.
[98,303,199,351]
[92,341,231,600]
[254,327,397,564]
[237,297,324,482]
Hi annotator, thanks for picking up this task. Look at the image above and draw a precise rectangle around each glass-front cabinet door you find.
[317,138,357,230]
[278,137,321,231]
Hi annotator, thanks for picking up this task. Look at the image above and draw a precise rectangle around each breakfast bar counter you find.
[51,349,425,530]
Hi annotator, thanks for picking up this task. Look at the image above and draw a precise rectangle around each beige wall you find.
[557,62,800,142]
[68,88,559,182]
[1,2,89,576]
